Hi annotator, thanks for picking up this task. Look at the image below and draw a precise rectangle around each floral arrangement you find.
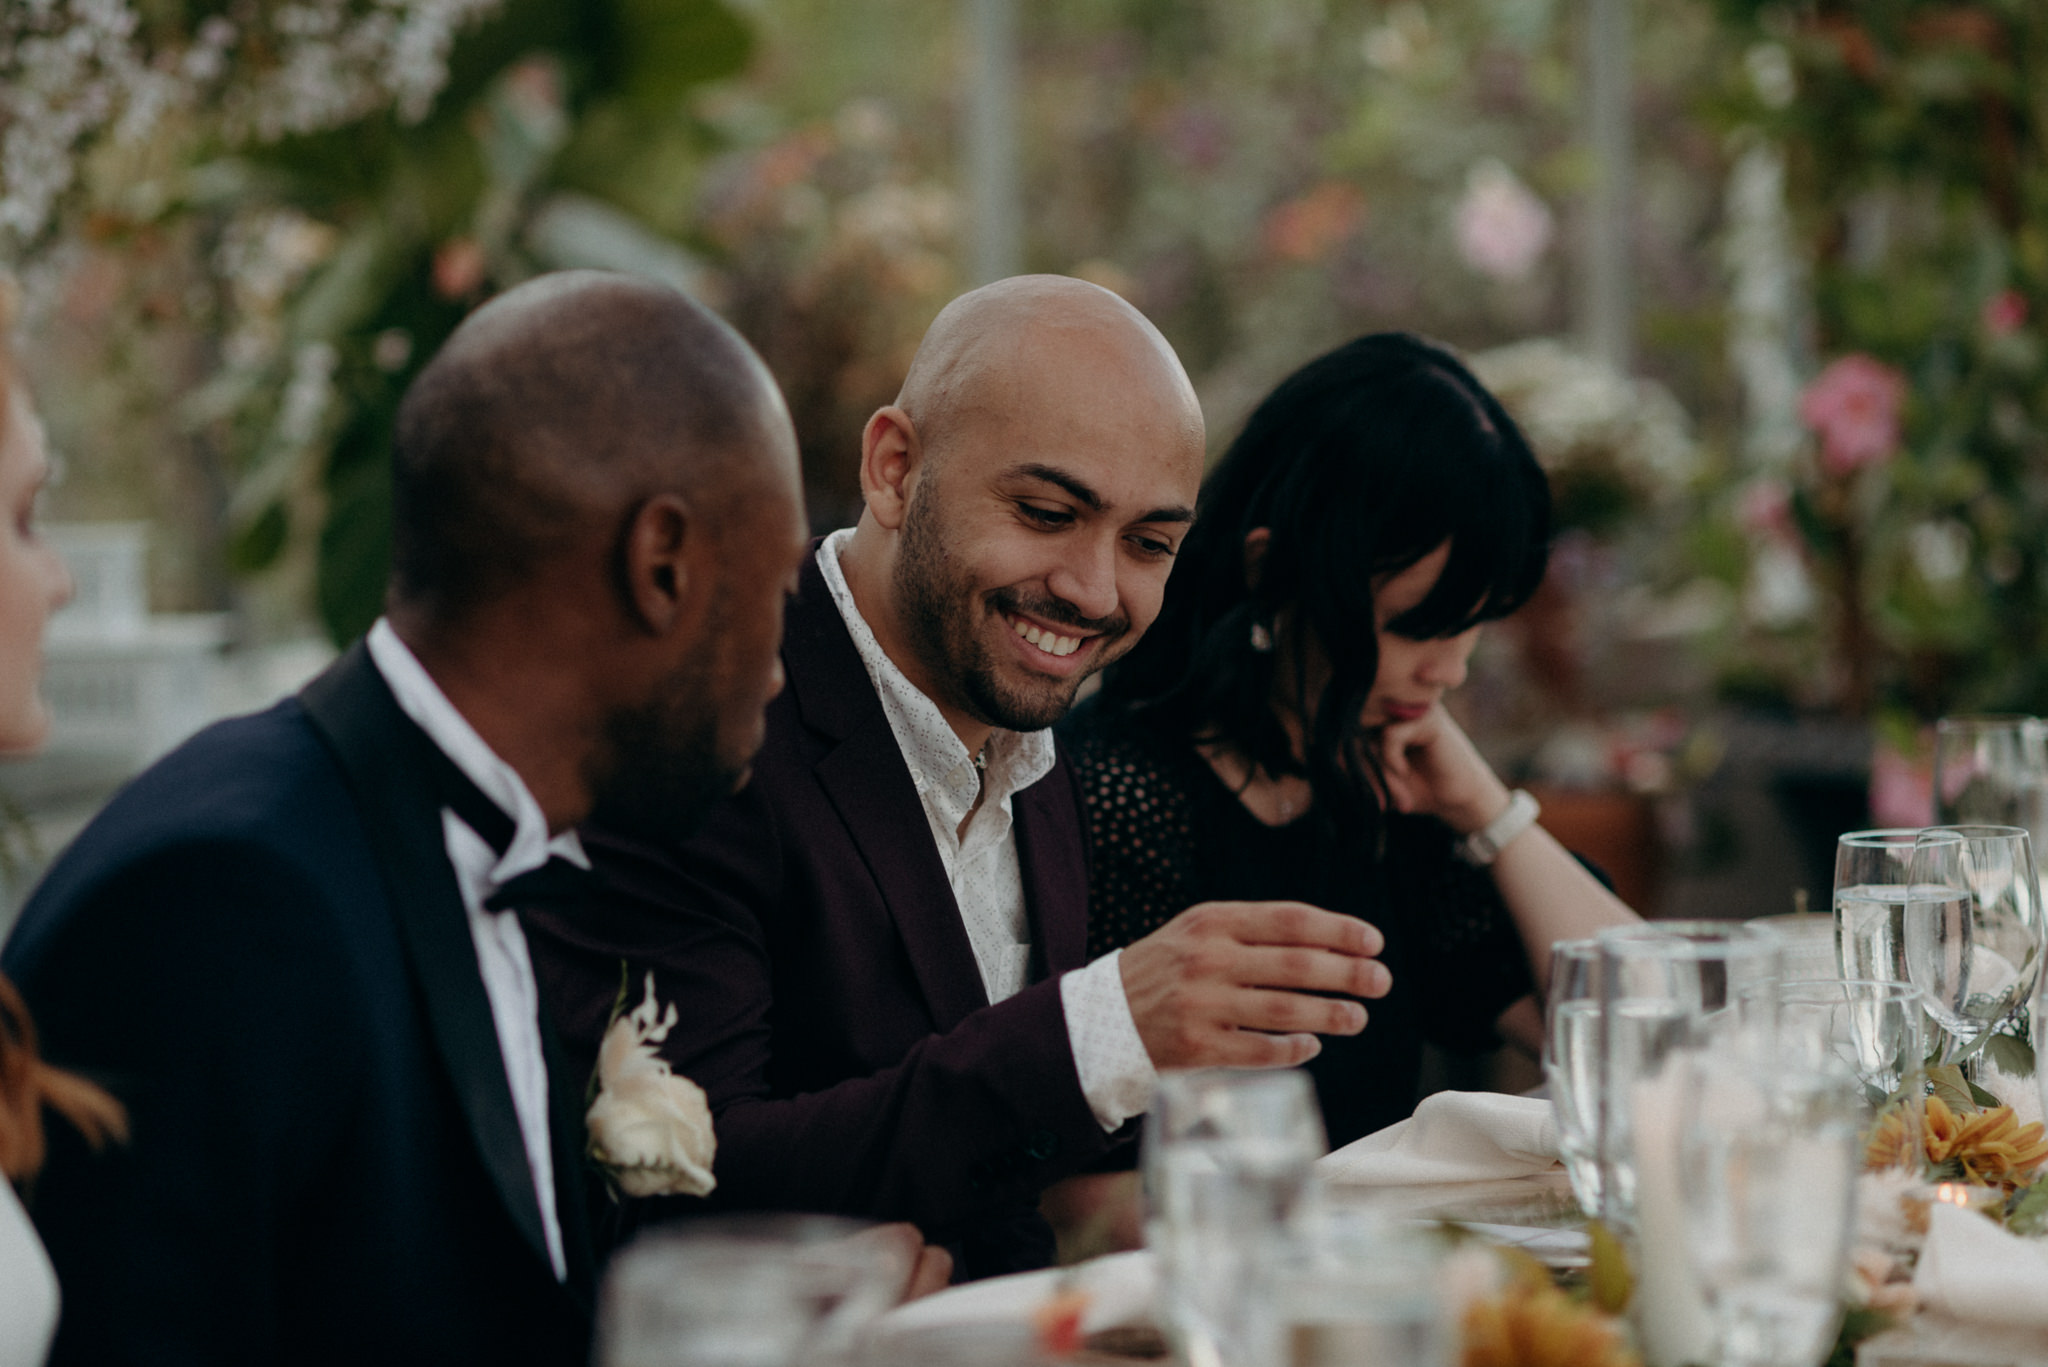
[1864,1095,2048,1192]
[1455,1242,1639,1367]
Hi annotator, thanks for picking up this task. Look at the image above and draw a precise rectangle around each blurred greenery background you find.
[8,0,2048,912]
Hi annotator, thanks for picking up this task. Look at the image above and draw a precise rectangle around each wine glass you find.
[1905,825,2043,1060]
[1541,939,1603,1215]
[1932,716,2048,851]
[1680,1042,1860,1367]
[1144,1069,1326,1367]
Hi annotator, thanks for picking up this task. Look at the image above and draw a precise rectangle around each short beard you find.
[586,589,747,844]
[892,484,1130,733]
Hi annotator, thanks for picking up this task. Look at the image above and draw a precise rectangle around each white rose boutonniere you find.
[586,971,717,1198]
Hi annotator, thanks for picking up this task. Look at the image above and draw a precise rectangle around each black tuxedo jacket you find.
[525,551,1128,1281]
[3,646,594,1365]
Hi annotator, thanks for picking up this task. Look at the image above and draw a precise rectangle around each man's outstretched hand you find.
[1118,901,1390,1070]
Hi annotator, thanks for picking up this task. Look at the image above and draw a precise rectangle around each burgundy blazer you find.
[524,551,1127,1279]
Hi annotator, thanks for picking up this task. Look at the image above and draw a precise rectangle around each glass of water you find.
[1595,921,1784,1367]
[1680,1044,1861,1367]
[1833,829,1928,983]
[1145,1069,1327,1367]
[1768,977,1925,1181]
[1593,921,1785,1233]
[1542,939,1602,1216]
[1906,825,2043,1056]
[1281,1205,1453,1367]
[596,1214,908,1367]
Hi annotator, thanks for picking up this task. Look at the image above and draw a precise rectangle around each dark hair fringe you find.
[1099,331,1551,846]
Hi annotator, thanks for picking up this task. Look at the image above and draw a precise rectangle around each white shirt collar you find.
[364,618,590,886]
[814,530,1055,830]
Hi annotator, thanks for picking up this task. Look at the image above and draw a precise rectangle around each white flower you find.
[586,972,717,1199]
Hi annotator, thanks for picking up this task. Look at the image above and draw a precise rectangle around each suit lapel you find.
[813,721,990,1029]
[299,644,558,1282]
[784,554,991,1031]
[1014,753,1090,978]
[539,1004,598,1306]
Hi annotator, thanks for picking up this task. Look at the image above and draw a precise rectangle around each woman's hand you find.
[1372,704,1513,835]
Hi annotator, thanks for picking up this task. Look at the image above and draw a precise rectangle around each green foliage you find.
[222,0,755,643]
[1824,1305,1897,1367]
[2005,1179,2048,1237]
[1714,1,2048,717]
[1585,1219,1633,1314]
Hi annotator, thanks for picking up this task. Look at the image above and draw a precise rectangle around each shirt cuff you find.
[1058,949,1159,1132]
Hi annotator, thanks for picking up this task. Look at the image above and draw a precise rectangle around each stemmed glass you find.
[1932,716,2048,849]
[1905,825,2043,1063]
[1541,939,1603,1216]
[1679,1032,1861,1367]
[1144,1069,1326,1367]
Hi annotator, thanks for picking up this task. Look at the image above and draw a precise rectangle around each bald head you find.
[390,270,797,623]
[840,274,1204,746]
[895,274,1203,465]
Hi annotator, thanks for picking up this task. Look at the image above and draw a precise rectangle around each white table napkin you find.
[1914,1201,2048,1327]
[869,1249,1157,1341]
[1316,1090,1560,1186]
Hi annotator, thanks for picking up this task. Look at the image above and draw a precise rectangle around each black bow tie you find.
[414,731,593,913]
[484,857,593,914]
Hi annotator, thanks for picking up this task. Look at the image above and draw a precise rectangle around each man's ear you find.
[620,492,702,634]
[1243,526,1272,589]
[859,407,920,532]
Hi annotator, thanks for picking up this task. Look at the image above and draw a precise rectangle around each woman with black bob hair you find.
[1061,331,1638,1146]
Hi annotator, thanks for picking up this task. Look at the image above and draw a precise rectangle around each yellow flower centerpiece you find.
[1461,1279,1640,1367]
[1864,1096,2048,1190]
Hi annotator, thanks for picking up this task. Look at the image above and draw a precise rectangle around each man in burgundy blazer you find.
[525,277,1391,1279]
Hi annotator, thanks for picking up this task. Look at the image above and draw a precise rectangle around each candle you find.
[1629,1067,1715,1367]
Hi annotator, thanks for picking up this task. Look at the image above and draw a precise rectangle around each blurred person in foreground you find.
[1063,332,1640,1151]
[1,271,811,1364]
[0,289,126,1367]
[525,275,1393,1280]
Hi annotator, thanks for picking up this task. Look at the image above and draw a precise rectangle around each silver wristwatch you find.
[1454,788,1541,866]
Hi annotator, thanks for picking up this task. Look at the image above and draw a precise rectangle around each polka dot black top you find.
[1059,697,1534,1147]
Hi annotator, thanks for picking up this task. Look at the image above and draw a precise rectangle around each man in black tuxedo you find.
[2,270,808,1364]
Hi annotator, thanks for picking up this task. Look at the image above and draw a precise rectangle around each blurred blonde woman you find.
[0,284,125,1367]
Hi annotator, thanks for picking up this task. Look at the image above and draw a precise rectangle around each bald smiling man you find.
[526,277,1391,1278]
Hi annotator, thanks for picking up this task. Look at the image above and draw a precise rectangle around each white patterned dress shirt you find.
[816,531,1157,1130]
[367,618,587,1283]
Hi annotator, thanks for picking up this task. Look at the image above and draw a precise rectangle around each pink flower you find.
[1982,289,2029,338]
[1454,160,1554,283]
[432,237,487,300]
[1800,354,1905,476]
[1870,740,1933,829]
[1736,476,1793,539]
